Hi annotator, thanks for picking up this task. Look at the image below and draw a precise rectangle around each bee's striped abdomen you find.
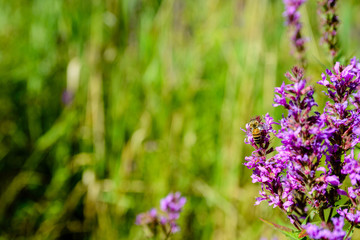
[252,128,262,144]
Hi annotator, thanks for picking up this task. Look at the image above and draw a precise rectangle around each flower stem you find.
[319,208,325,222]
[344,224,354,240]
[163,226,172,240]
[327,208,333,223]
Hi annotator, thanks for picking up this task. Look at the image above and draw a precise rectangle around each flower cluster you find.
[337,150,360,227]
[318,0,339,58]
[160,192,187,233]
[136,208,158,226]
[244,115,286,213]
[245,58,360,239]
[135,192,186,237]
[338,207,360,225]
[318,58,360,181]
[283,0,307,66]
[302,217,346,240]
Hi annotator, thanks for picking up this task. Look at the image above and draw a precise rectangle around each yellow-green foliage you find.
[0,0,360,239]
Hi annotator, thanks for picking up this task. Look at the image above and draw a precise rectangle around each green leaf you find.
[334,197,350,207]
[302,209,316,223]
[259,218,299,240]
[259,218,293,232]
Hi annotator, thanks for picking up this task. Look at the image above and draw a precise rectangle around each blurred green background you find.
[1,0,360,239]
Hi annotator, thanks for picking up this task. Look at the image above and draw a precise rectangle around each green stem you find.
[163,225,172,240]
[345,224,354,240]
[319,208,325,222]
[327,208,333,223]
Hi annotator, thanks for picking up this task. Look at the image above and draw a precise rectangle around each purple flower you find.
[135,208,158,225]
[304,223,321,239]
[135,213,145,225]
[347,187,360,200]
[318,59,360,180]
[272,67,338,211]
[283,0,308,65]
[169,222,180,233]
[338,208,360,225]
[159,192,186,233]
[325,175,340,186]
[260,237,279,240]
[135,192,186,236]
[318,0,339,58]
[244,114,287,211]
[283,0,307,25]
[245,58,360,234]
[303,217,346,240]
[246,67,337,229]
[160,192,186,216]
[342,150,360,186]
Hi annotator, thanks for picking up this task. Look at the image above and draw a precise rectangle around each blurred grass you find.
[0,0,360,239]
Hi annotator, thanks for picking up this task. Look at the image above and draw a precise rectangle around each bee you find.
[248,119,264,145]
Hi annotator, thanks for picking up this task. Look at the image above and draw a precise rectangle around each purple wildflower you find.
[245,67,334,229]
[338,208,360,225]
[342,150,360,186]
[303,217,346,240]
[318,0,339,58]
[318,58,360,180]
[347,187,360,200]
[135,192,186,236]
[245,59,360,236]
[160,192,187,215]
[135,208,158,225]
[283,0,308,66]
[272,67,338,214]
[260,237,279,240]
[244,115,283,206]
[160,192,186,232]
